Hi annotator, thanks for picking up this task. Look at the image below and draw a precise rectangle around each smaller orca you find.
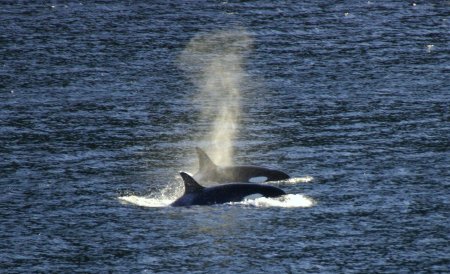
[171,172,286,207]
[193,147,290,184]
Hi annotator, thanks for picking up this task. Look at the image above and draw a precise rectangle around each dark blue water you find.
[1,1,449,273]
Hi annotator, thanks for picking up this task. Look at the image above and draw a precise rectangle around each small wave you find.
[235,194,315,208]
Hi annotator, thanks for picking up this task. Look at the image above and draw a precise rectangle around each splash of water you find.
[179,28,253,165]
[118,179,184,208]
[118,195,172,207]
[119,173,316,209]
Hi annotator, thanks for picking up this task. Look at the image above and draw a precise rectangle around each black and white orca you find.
[171,172,286,207]
[193,147,290,184]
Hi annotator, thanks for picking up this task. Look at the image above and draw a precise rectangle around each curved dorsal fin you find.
[196,147,217,173]
[180,172,204,194]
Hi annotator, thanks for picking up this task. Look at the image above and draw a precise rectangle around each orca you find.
[193,147,290,184]
[171,172,286,207]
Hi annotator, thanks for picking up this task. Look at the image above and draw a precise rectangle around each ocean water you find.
[1,1,449,273]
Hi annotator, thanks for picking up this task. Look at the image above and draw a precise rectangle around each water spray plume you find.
[179,29,253,166]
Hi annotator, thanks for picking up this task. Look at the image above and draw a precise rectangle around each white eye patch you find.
[243,194,264,200]
[248,176,268,183]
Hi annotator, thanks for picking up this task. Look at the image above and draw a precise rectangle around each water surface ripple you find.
[1,1,449,273]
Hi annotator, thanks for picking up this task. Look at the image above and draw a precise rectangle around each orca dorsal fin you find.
[196,147,217,173]
[180,172,204,194]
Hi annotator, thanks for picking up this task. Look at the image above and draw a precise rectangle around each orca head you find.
[180,172,204,194]
[267,169,290,181]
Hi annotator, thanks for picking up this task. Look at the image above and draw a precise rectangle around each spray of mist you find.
[179,29,253,165]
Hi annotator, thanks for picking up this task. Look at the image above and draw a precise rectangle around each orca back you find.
[172,173,286,207]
